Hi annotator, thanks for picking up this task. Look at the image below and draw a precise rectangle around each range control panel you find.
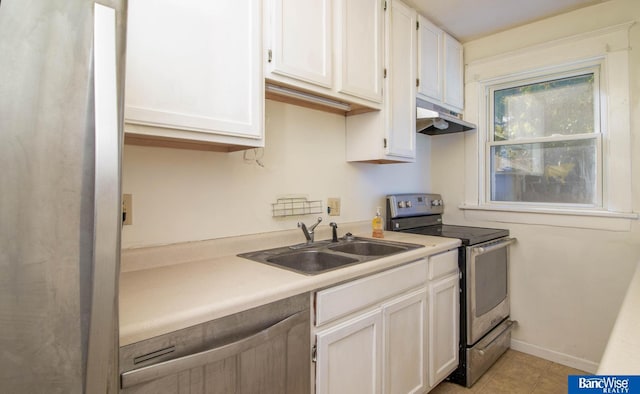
[386,193,444,219]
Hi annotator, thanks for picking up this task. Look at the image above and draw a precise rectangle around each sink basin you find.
[266,251,359,274]
[238,236,424,275]
[327,241,407,256]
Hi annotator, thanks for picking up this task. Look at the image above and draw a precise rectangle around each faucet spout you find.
[298,217,322,243]
[297,221,311,242]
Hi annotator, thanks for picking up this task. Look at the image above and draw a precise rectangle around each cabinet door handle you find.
[472,237,516,255]
[121,310,307,388]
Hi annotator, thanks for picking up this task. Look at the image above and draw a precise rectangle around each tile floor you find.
[431,349,589,394]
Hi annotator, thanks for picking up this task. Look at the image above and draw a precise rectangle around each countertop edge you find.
[597,260,640,374]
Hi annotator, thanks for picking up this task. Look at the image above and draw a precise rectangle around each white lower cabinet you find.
[313,260,428,394]
[428,251,460,388]
[315,310,383,394]
[313,251,459,394]
[315,288,428,394]
[383,289,428,394]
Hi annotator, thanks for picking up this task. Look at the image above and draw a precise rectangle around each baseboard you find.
[510,339,599,374]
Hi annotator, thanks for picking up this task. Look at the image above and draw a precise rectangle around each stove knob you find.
[406,200,412,208]
[398,201,406,208]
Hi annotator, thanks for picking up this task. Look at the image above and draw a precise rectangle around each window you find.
[460,24,635,230]
[487,68,601,207]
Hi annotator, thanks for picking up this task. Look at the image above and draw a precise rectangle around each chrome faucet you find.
[298,217,322,243]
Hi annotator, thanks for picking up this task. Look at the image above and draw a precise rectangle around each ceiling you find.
[404,0,609,42]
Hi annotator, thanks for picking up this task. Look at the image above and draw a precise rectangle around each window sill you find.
[459,204,638,231]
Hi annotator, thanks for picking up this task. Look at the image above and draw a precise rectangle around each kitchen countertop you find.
[119,225,460,346]
[597,260,640,374]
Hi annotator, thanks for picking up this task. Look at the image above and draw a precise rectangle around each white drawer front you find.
[315,259,427,326]
[428,249,458,280]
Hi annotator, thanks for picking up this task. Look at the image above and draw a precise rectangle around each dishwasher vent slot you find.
[134,346,176,365]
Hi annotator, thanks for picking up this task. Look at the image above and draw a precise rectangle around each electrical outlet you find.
[122,194,133,225]
[327,198,341,216]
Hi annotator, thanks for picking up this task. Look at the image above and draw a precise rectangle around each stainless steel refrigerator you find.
[1,0,127,392]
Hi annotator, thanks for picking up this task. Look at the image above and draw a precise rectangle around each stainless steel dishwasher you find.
[119,293,310,393]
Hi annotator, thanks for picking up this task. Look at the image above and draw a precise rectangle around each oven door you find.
[466,237,516,345]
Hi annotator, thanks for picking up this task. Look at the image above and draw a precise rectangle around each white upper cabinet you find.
[264,0,384,110]
[337,0,384,102]
[443,32,464,111]
[124,0,263,151]
[267,0,332,87]
[345,0,416,163]
[417,16,464,113]
[417,16,442,103]
[387,0,417,158]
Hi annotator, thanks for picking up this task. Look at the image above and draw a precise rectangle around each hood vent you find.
[416,99,476,135]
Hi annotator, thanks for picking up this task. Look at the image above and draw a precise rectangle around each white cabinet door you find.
[267,0,332,87]
[125,0,263,147]
[386,0,416,159]
[428,273,460,387]
[382,289,428,394]
[443,33,464,111]
[417,15,442,102]
[316,310,383,394]
[344,0,416,163]
[415,17,464,113]
[337,0,384,102]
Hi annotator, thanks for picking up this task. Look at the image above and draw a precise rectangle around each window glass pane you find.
[491,139,597,204]
[494,74,595,141]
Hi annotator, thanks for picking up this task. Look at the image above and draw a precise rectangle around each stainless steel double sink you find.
[238,237,424,275]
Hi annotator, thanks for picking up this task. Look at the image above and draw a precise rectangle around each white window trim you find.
[460,22,638,231]
[484,62,603,209]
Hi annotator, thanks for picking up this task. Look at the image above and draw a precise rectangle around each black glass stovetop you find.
[402,224,509,246]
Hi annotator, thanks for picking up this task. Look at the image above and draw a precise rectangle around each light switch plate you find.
[122,194,133,225]
[327,198,341,216]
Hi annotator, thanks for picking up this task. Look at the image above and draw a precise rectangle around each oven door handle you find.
[477,320,517,355]
[472,237,516,255]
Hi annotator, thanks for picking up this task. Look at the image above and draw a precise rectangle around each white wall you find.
[432,0,640,371]
[122,100,431,248]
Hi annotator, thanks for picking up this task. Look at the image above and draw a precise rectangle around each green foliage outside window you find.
[493,74,594,141]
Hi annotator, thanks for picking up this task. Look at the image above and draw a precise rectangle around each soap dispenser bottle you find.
[372,207,384,238]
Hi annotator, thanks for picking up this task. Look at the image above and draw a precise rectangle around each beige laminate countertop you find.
[598,260,640,374]
[119,226,460,346]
